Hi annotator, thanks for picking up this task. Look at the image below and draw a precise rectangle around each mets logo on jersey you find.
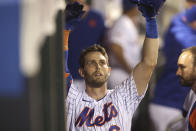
[75,102,120,131]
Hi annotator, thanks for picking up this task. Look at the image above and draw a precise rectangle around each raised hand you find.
[129,0,166,18]
[65,2,85,30]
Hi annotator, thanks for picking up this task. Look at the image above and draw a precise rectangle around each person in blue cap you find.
[149,1,196,131]
[107,0,142,88]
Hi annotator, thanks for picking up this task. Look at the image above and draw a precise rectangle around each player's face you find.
[176,51,196,86]
[80,51,111,87]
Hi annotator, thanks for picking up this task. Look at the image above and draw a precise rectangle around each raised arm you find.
[64,29,72,90]
[64,2,85,91]
[131,0,166,96]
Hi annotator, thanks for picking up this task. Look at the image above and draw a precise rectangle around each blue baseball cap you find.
[184,5,196,23]
[122,0,136,11]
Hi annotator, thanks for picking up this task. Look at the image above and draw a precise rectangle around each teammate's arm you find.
[64,29,73,90]
[132,0,165,96]
[64,2,85,91]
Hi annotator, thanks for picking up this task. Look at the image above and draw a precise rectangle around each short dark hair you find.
[182,46,196,66]
[79,44,109,69]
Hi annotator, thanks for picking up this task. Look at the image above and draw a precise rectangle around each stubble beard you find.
[179,75,196,87]
[180,78,194,87]
[84,71,109,88]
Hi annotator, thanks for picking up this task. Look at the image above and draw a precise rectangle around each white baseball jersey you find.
[66,73,146,131]
[108,15,141,69]
[107,15,141,88]
[183,89,196,131]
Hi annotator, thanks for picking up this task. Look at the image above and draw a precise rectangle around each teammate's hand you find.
[129,0,166,18]
[65,2,85,30]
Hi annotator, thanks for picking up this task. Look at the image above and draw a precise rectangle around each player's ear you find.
[78,68,85,78]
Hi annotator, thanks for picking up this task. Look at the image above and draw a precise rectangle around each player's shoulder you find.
[113,15,130,27]
[110,74,136,92]
[88,9,104,19]
[184,90,196,108]
[107,89,114,94]
[67,83,83,100]
[171,12,189,31]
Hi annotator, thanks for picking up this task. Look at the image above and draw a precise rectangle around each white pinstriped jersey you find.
[66,74,145,131]
[183,90,196,131]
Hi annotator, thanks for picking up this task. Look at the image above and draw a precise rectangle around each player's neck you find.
[85,84,108,101]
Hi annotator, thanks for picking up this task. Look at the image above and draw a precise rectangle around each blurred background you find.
[0,0,190,131]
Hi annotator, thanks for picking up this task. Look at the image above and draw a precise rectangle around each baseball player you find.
[176,6,196,131]
[176,46,196,131]
[64,0,165,130]
[149,1,196,130]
